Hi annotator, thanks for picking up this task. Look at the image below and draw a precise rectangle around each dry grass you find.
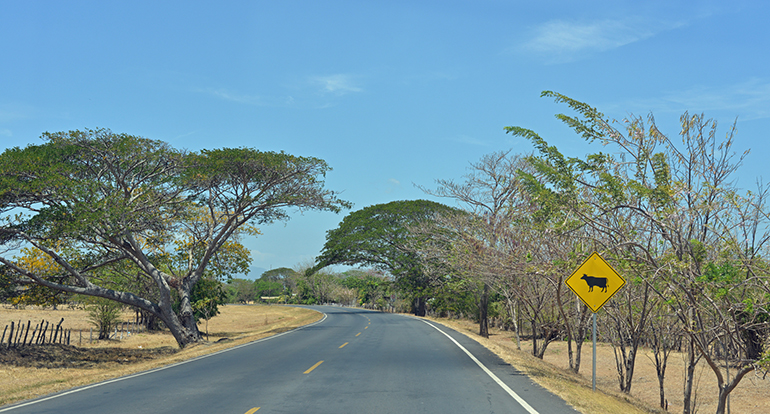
[429,317,770,414]
[0,304,321,407]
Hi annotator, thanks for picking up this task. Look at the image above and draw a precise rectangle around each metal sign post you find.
[592,312,597,391]
[565,252,626,392]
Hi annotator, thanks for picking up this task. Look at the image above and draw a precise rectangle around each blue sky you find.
[2,1,769,278]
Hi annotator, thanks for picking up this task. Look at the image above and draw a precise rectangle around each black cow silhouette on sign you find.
[580,274,608,293]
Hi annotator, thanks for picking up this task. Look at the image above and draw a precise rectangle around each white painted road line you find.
[420,320,540,414]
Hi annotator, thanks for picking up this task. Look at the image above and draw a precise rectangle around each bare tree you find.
[419,150,530,338]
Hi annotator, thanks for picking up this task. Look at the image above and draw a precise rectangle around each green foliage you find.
[86,297,124,340]
[0,128,350,348]
[225,278,258,304]
[194,279,227,321]
[183,147,351,224]
[316,200,455,270]
[254,279,284,298]
[339,270,391,307]
[428,281,479,319]
[179,278,227,322]
[697,261,742,300]
[314,199,457,315]
[260,267,297,281]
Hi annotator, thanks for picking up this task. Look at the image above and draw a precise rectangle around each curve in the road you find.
[1,306,577,414]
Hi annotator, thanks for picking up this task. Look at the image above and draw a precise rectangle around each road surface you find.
[1,306,578,414]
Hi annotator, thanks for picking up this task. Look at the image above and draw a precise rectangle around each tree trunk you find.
[683,337,697,414]
[573,334,585,374]
[479,283,489,338]
[178,278,203,339]
[533,323,558,359]
[556,278,589,373]
[158,302,202,348]
[414,296,427,317]
[531,318,539,357]
[712,365,754,414]
[505,297,521,350]
[650,322,674,410]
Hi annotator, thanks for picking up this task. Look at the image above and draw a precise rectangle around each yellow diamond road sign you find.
[565,252,626,313]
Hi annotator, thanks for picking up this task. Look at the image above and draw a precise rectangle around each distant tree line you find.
[225,267,397,310]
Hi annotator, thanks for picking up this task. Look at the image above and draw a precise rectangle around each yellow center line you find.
[245,408,260,414]
[339,342,349,348]
[304,360,324,374]
[364,326,368,329]
[355,332,361,337]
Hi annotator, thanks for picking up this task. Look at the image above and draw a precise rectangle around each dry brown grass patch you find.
[0,304,321,407]
[426,317,659,414]
[428,317,770,414]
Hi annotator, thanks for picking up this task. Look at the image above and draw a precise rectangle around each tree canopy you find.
[313,199,457,315]
[0,128,349,348]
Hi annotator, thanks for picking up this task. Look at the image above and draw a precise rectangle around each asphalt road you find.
[1,306,578,414]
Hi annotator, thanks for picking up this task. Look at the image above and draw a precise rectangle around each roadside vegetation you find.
[304,92,770,414]
[2,92,769,414]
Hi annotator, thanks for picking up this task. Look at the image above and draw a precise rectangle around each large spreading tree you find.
[312,200,456,316]
[0,128,349,348]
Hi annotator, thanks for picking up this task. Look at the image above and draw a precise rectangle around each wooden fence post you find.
[38,321,48,345]
[8,321,14,348]
[52,318,63,344]
[29,323,39,346]
[22,320,31,346]
[13,320,20,346]
[14,320,22,346]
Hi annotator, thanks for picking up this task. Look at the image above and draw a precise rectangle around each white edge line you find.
[0,311,328,412]
[420,319,540,414]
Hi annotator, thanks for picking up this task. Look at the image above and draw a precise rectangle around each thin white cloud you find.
[198,87,297,108]
[205,88,264,105]
[663,79,770,120]
[0,104,35,123]
[450,134,490,147]
[251,249,275,262]
[174,131,198,140]
[385,178,401,194]
[311,74,363,95]
[0,129,12,137]
[620,78,770,121]
[520,18,684,63]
